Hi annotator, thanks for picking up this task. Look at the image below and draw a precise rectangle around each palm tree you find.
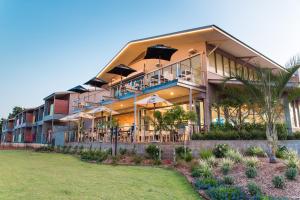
[226,58,300,163]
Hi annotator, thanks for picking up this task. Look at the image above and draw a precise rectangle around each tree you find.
[226,58,300,163]
[8,106,24,119]
[145,105,197,142]
[212,86,257,131]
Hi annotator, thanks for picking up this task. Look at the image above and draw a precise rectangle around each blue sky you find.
[0,0,300,118]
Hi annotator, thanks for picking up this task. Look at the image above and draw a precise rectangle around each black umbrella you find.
[84,77,108,88]
[68,85,89,94]
[107,64,136,77]
[144,44,177,61]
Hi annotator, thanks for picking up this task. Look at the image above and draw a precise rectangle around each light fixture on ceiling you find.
[170,92,174,96]
[188,48,198,56]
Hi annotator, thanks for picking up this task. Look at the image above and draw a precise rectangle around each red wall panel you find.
[26,113,33,123]
[24,129,33,143]
[54,99,69,114]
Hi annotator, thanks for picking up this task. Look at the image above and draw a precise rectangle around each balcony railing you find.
[111,54,205,98]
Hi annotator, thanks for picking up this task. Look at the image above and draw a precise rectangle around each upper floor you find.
[2,118,15,133]
[14,108,34,129]
[95,25,291,100]
[43,92,71,121]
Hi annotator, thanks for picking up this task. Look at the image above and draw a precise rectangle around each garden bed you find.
[212,157,300,199]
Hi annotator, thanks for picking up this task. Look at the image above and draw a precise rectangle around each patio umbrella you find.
[144,44,177,66]
[107,64,136,77]
[68,85,89,109]
[84,77,108,88]
[60,112,95,142]
[135,94,172,109]
[87,106,119,141]
[135,94,172,144]
[68,85,89,94]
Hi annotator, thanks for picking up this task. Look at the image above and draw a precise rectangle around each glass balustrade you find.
[111,54,204,98]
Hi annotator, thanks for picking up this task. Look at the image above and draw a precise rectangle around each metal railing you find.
[111,54,204,98]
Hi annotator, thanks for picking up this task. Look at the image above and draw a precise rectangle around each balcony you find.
[110,54,205,99]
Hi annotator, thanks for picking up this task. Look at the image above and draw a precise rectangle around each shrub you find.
[247,182,262,196]
[276,146,288,159]
[293,131,300,139]
[245,146,266,157]
[35,146,54,152]
[55,145,62,153]
[71,146,78,154]
[244,156,260,168]
[79,145,84,154]
[133,155,143,165]
[285,167,298,180]
[221,158,234,175]
[277,124,288,140]
[119,148,127,155]
[80,150,108,163]
[195,177,219,189]
[62,146,67,153]
[145,144,160,160]
[286,158,300,169]
[272,176,285,189]
[206,186,246,200]
[225,149,243,163]
[213,144,230,158]
[223,176,234,185]
[245,167,257,178]
[175,146,193,162]
[184,152,193,162]
[206,156,218,167]
[192,161,213,178]
[199,149,213,159]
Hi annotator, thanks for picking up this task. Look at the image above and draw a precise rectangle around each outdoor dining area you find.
[60,44,200,144]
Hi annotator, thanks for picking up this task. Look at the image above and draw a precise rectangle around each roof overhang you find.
[96,25,285,82]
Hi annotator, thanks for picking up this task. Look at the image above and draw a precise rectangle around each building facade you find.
[2,25,299,145]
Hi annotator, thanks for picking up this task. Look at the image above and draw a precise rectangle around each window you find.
[208,52,216,73]
[223,57,230,77]
[216,53,223,75]
[244,66,249,79]
[236,63,243,76]
[191,55,201,84]
[230,60,236,76]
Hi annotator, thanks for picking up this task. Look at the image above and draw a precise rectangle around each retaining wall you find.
[67,140,300,159]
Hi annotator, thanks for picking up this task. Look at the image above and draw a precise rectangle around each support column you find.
[283,95,293,134]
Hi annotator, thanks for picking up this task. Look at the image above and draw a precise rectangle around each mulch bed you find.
[213,158,300,199]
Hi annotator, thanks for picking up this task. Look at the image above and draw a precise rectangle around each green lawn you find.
[0,151,200,200]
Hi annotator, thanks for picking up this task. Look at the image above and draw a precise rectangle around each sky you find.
[0,0,300,118]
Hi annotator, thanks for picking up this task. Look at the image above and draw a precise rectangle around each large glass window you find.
[223,57,230,77]
[208,52,216,73]
[230,59,236,76]
[244,66,249,79]
[216,53,223,75]
[236,63,243,76]
[191,55,201,84]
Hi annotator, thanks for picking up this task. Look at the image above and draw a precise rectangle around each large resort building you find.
[1,25,300,145]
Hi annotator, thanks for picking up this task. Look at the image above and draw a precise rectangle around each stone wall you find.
[67,140,300,159]
[0,142,47,149]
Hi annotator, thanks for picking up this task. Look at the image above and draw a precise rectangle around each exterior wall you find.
[54,99,69,114]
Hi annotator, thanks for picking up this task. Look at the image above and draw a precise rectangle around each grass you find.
[0,150,200,200]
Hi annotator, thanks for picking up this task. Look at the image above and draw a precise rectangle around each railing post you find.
[158,70,161,85]
[176,63,180,79]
